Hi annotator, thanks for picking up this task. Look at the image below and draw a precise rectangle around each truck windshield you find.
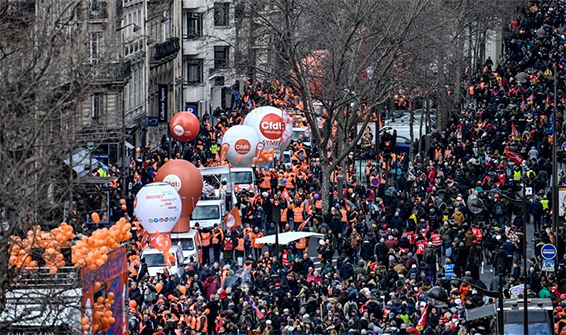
[172,238,195,251]
[191,205,220,220]
[232,171,252,184]
[144,253,176,267]
[505,323,551,335]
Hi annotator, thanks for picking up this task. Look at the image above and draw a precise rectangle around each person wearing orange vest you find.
[251,227,264,260]
[295,237,308,256]
[258,172,271,192]
[200,229,212,265]
[235,231,245,267]
[211,224,224,263]
[290,202,304,229]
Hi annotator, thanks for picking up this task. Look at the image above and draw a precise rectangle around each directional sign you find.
[542,259,555,272]
[541,244,557,260]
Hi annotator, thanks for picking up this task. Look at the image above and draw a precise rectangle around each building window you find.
[214,46,229,69]
[91,93,103,119]
[213,3,229,26]
[186,58,203,84]
[89,32,101,64]
[186,12,202,39]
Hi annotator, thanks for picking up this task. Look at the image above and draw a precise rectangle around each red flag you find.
[511,123,520,141]
[416,304,429,331]
[505,150,524,165]
[527,94,534,105]
[224,207,242,231]
[545,94,551,107]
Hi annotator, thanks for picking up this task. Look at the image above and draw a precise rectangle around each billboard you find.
[81,246,128,335]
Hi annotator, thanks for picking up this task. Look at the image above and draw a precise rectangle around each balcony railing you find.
[88,61,132,83]
[150,37,180,64]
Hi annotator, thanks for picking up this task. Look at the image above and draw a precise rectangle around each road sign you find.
[542,259,555,272]
[541,244,557,260]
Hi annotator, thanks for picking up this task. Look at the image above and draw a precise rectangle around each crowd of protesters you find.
[69,1,566,334]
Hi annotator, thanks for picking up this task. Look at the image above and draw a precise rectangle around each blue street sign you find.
[542,259,555,272]
[92,154,109,159]
[541,244,557,260]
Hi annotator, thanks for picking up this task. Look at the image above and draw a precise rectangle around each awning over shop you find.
[63,148,107,178]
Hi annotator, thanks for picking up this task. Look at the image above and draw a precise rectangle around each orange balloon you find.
[252,157,258,164]
[267,156,273,162]
[179,285,186,295]
[259,158,264,164]
[136,147,141,153]
[154,160,203,232]
[169,112,200,142]
[237,155,242,162]
[91,213,100,224]
[121,204,127,210]
[93,282,101,291]
[119,199,126,205]
[156,282,163,293]
[129,300,137,308]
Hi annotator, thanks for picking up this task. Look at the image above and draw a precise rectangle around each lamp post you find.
[116,23,140,197]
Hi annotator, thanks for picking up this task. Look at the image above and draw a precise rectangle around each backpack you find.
[224,239,233,251]
[494,203,504,216]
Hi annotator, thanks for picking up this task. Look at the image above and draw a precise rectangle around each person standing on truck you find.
[211,224,224,263]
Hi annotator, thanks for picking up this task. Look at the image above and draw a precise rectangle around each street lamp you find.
[116,23,140,197]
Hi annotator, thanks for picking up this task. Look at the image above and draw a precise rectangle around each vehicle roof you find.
[197,199,224,205]
[171,230,198,238]
[230,167,254,172]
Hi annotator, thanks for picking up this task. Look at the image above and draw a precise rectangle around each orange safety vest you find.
[201,232,211,247]
[315,200,322,210]
[434,149,442,160]
[295,237,307,249]
[195,315,208,333]
[235,237,245,251]
[212,228,223,245]
[281,208,288,222]
[253,232,264,248]
[340,209,348,223]
[293,206,304,223]
[286,175,295,189]
[259,175,271,189]
[444,149,452,158]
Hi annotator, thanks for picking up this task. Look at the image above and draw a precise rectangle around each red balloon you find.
[155,160,203,232]
[170,112,200,142]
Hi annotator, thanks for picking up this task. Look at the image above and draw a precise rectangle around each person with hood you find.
[203,275,221,301]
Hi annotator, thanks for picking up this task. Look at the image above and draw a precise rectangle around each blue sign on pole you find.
[185,105,197,115]
[541,244,557,260]
[542,259,555,272]
[147,116,159,127]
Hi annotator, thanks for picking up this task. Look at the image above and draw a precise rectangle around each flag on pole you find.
[281,188,290,202]
[485,152,491,165]
[527,94,535,105]
[511,123,520,141]
[246,295,264,319]
[224,207,242,231]
[416,304,429,331]
[297,216,312,231]
[545,94,551,107]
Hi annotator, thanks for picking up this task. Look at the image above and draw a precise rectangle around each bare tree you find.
[0,0,92,331]
[242,0,431,211]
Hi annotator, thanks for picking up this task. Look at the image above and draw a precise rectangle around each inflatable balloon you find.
[220,125,260,167]
[134,183,182,245]
[91,212,100,224]
[242,106,293,151]
[154,160,203,232]
[170,112,200,142]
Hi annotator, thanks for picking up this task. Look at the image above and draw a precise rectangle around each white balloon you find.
[134,182,182,233]
[242,106,293,151]
[221,125,260,167]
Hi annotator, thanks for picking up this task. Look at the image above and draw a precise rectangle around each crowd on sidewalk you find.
[102,1,566,334]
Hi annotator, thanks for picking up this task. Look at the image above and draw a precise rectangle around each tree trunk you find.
[320,158,332,214]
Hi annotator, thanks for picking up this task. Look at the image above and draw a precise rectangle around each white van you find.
[141,246,180,277]
[292,127,312,146]
[191,199,225,229]
[225,167,257,193]
[170,229,202,264]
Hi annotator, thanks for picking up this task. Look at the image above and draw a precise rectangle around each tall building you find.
[181,0,238,118]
